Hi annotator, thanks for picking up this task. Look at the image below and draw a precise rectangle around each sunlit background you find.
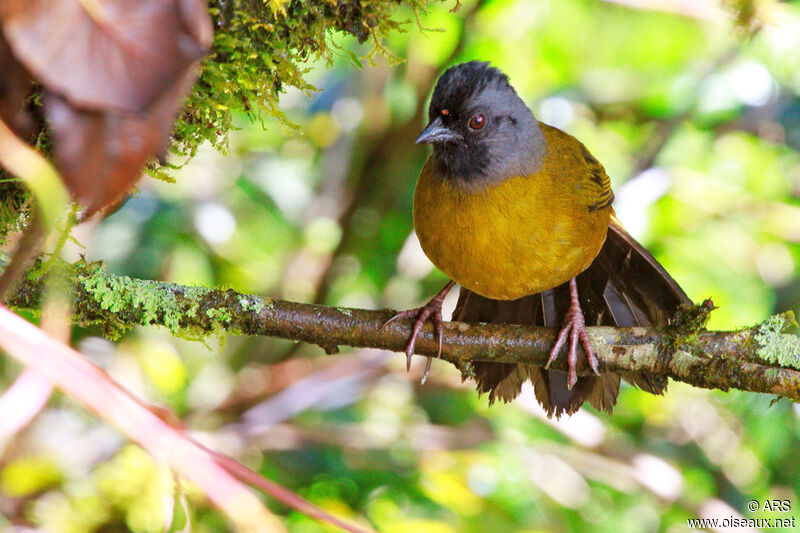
[3,0,800,531]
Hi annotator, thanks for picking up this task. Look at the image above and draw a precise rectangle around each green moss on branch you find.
[6,262,800,402]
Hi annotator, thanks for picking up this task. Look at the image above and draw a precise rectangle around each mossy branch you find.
[7,262,800,402]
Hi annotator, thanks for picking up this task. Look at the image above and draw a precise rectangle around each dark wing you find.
[456,216,691,418]
[580,144,615,212]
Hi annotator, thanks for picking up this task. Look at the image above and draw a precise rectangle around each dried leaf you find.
[0,32,33,139]
[1,0,211,113]
[45,66,198,216]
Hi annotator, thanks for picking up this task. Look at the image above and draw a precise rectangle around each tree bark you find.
[7,262,800,402]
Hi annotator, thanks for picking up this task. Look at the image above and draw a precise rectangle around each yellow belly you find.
[413,158,610,300]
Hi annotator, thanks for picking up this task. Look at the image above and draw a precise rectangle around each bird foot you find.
[544,279,600,389]
[382,281,455,383]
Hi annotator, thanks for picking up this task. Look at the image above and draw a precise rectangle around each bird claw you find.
[382,281,454,383]
[383,303,441,382]
[544,279,599,390]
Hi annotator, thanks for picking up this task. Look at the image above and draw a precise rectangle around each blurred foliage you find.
[3,0,800,531]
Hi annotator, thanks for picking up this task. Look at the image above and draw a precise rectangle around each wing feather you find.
[460,217,691,417]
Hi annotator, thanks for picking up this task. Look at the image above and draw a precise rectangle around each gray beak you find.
[415,116,462,144]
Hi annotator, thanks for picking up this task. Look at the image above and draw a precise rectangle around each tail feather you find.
[455,217,691,417]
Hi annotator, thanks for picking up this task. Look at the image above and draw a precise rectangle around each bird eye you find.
[468,113,486,130]
[441,109,450,116]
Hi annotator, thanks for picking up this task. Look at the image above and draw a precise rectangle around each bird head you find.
[417,61,545,186]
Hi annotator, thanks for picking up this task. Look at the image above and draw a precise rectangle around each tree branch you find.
[7,262,800,402]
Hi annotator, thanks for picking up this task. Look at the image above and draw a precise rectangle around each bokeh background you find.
[3,0,800,531]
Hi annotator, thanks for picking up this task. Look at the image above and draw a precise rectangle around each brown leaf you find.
[0,31,33,139]
[45,65,199,216]
[1,0,211,113]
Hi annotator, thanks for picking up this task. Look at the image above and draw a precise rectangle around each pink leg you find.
[544,278,599,389]
[382,281,455,382]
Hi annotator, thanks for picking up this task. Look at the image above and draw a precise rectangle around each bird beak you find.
[416,116,462,144]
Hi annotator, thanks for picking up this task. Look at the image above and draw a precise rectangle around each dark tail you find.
[453,217,691,418]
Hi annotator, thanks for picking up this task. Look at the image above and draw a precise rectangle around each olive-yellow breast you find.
[414,122,612,300]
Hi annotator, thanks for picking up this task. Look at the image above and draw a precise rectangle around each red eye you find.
[468,113,486,130]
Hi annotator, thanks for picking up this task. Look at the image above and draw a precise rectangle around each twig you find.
[7,263,800,402]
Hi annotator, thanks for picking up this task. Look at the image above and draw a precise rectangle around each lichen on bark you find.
[754,312,800,370]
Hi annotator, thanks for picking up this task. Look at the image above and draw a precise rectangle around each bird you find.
[385,61,691,417]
